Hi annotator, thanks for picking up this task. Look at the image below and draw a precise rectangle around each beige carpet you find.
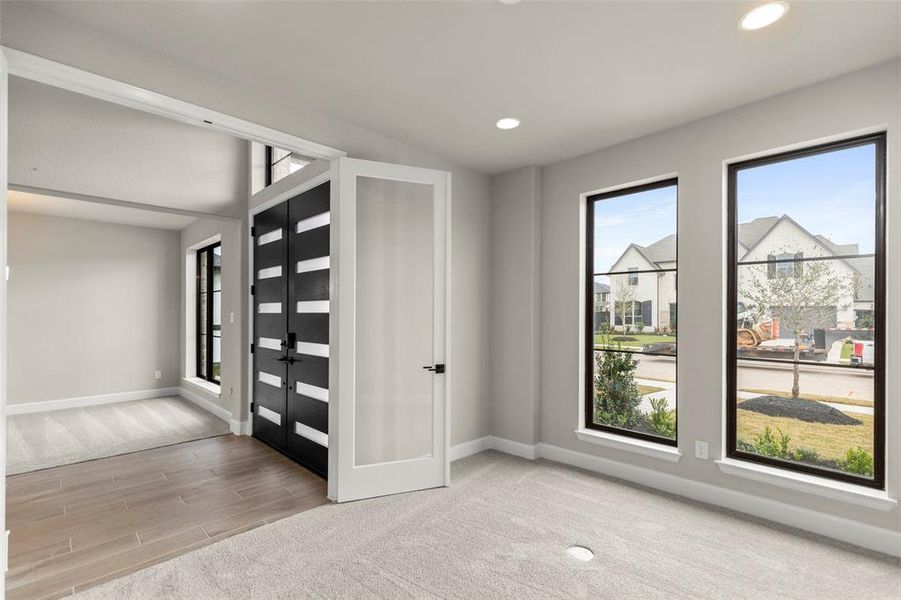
[76,451,901,599]
[7,396,230,475]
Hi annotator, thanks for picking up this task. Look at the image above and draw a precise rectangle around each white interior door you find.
[330,157,450,502]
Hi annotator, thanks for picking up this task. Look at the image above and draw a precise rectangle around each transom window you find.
[266,145,314,186]
[585,179,678,444]
[727,133,885,488]
[196,243,222,384]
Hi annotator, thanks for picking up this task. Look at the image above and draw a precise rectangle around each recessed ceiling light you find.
[496,117,520,130]
[739,2,789,31]
[567,545,595,561]
[499,0,521,4]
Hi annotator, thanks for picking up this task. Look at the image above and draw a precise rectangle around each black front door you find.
[252,181,331,477]
[252,201,289,450]
[287,182,330,476]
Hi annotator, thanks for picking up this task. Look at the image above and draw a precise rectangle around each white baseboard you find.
[178,385,232,424]
[474,436,901,559]
[229,420,251,435]
[489,435,539,460]
[450,436,491,461]
[6,387,180,415]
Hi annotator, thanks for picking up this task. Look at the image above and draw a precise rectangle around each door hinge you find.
[250,226,256,237]
[250,343,255,354]
[251,284,255,296]
[250,402,255,413]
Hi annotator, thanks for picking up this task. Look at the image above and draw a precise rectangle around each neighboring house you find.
[604,215,873,333]
[593,281,610,327]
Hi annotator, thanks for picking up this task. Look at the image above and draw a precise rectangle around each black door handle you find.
[277,355,298,365]
[422,364,445,374]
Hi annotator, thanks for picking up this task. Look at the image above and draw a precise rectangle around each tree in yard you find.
[613,276,637,332]
[740,252,852,400]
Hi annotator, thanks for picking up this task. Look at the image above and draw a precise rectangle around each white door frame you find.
[0,47,9,593]
[328,157,452,502]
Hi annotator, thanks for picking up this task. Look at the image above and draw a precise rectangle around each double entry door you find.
[252,181,330,477]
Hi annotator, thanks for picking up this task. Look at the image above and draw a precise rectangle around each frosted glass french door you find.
[331,158,450,502]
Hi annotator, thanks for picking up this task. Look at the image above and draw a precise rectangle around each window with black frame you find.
[585,179,678,444]
[727,133,885,488]
[266,145,314,186]
[196,243,222,384]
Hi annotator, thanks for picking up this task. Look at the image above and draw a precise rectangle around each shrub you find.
[648,397,676,438]
[842,447,874,477]
[792,447,820,464]
[593,351,643,430]
[753,426,791,458]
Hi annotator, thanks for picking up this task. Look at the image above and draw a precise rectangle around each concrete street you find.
[628,355,873,414]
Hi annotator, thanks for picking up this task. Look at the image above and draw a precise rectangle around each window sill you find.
[715,458,896,511]
[182,377,221,396]
[574,429,682,463]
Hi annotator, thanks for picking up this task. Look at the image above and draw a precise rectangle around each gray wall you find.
[534,59,901,531]
[1,5,492,445]
[7,212,180,405]
[489,166,541,445]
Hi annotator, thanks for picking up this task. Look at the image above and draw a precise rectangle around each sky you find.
[593,142,877,272]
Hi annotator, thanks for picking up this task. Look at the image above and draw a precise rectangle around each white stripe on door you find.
[296,382,328,403]
[258,371,282,388]
[296,256,330,273]
[296,301,329,313]
[295,212,330,234]
[258,337,282,351]
[257,265,282,280]
[296,341,329,358]
[258,405,282,426]
[295,421,328,447]
[257,228,283,246]
[258,303,282,314]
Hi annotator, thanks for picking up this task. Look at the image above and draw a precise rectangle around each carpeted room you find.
[2,1,901,599]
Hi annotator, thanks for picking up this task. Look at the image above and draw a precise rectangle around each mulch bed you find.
[737,395,861,425]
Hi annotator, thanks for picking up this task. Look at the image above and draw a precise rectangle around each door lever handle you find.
[422,364,445,374]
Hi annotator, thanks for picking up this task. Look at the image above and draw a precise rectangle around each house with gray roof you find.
[603,215,872,333]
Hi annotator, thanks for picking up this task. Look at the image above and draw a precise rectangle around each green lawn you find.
[594,333,676,350]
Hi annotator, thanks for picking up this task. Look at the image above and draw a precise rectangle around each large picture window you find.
[196,242,222,384]
[585,179,678,444]
[727,134,885,488]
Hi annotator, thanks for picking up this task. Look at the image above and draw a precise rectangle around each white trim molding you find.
[715,458,896,511]
[574,429,683,463]
[459,436,901,558]
[448,435,537,462]
[6,387,180,415]
[449,436,491,462]
[2,47,346,162]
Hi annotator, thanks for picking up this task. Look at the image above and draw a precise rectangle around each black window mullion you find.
[206,245,215,383]
[195,243,221,385]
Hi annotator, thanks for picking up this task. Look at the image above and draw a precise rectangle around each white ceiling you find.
[7,190,197,231]
[9,76,248,215]
[22,1,901,174]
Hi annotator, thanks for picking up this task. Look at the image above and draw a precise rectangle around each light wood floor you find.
[6,434,328,600]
